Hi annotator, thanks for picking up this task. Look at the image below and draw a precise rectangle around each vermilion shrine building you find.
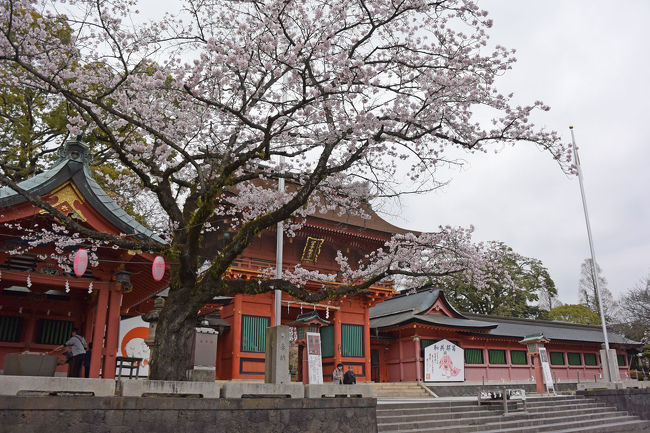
[0,140,169,377]
[368,288,638,383]
[0,140,640,383]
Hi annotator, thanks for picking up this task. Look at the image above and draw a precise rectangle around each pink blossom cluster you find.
[0,0,570,296]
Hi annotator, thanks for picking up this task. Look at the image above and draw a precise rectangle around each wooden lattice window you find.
[567,352,582,366]
[465,348,484,364]
[488,349,506,365]
[341,324,363,357]
[0,316,22,342]
[584,353,597,366]
[320,326,334,358]
[510,350,528,365]
[241,315,269,353]
[37,319,73,345]
[549,352,565,365]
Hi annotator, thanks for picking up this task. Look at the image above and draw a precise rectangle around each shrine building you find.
[0,139,169,377]
[0,139,641,383]
[368,288,639,383]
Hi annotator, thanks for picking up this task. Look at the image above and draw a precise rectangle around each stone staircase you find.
[376,394,650,432]
[373,382,433,398]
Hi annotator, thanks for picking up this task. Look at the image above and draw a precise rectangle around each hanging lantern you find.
[74,248,88,277]
[152,256,165,281]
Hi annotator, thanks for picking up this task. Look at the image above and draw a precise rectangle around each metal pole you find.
[569,126,612,376]
[274,171,284,326]
[274,75,288,327]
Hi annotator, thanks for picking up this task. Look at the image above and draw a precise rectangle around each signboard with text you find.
[424,339,464,382]
[306,332,323,384]
[538,347,555,394]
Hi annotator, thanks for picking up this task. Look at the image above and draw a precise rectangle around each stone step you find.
[377,405,617,425]
[519,419,650,433]
[378,404,485,415]
[475,417,650,433]
[377,395,591,409]
[379,414,643,433]
[377,400,606,416]
[377,410,628,432]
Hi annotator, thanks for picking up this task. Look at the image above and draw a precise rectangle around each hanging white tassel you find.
[65,280,70,293]
[26,274,32,288]
[300,303,303,314]
[88,281,93,294]
[326,305,330,319]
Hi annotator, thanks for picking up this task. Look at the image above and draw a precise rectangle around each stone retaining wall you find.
[577,388,650,420]
[0,396,377,433]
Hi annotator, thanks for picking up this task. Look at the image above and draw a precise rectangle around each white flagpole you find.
[569,126,612,377]
[274,75,288,327]
[274,164,284,326]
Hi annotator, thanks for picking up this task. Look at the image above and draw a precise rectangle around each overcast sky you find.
[384,0,650,306]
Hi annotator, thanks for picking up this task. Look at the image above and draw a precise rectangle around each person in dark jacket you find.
[343,365,356,384]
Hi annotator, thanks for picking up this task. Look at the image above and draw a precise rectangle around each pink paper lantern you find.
[73,249,88,277]
[152,256,166,281]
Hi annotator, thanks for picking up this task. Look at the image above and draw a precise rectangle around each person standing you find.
[333,363,344,384]
[343,365,356,384]
[58,328,88,377]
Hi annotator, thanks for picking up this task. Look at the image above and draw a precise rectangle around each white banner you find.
[538,347,555,393]
[117,316,150,377]
[424,339,464,382]
[306,332,323,384]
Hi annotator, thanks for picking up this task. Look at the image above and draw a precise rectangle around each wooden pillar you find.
[89,288,109,378]
[414,335,422,382]
[22,315,37,350]
[83,306,94,345]
[333,308,342,367]
[231,295,243,379]
[533,353,545,394]
[102,287,122,379]
[363,307,371,382]
[399,335,404,382]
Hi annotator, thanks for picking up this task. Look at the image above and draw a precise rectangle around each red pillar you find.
[399,337,404,381]
[533,353,545,394]
[363,307,371,382]
[333,308,342,368]
[89,288,109,378]
[83,306,94,345]
[231,295,243,379]
[102,287,122,379]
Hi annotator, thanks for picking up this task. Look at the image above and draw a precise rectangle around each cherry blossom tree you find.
[0,0,572,380]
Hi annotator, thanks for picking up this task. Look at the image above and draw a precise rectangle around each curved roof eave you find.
[0,140,165,245]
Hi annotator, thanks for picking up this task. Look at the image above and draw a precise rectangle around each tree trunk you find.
[148,284,199,381]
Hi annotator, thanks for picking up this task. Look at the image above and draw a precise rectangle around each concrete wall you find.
[0,396,377,433]
[577,388,650,421]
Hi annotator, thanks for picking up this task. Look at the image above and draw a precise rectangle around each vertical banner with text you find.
[538,347,555,394]
[306,332,323,384]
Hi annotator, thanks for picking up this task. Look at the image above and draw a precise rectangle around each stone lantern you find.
[289,310,330,384]
[519,334,550,394]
